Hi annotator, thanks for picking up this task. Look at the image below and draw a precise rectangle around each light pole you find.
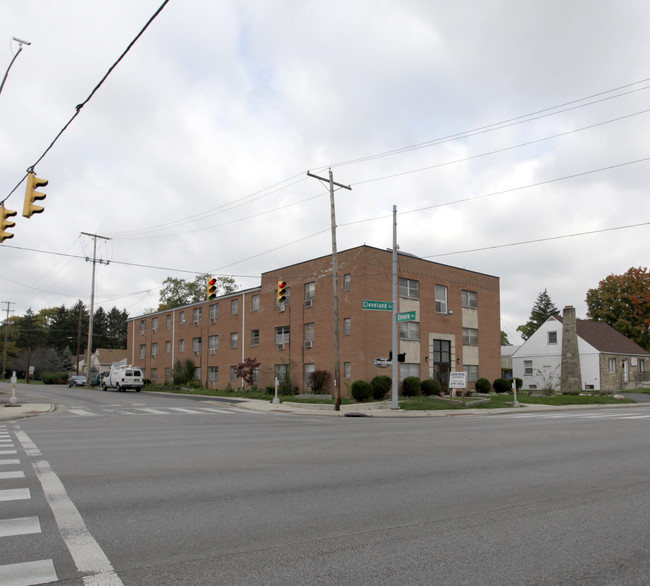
[0,37,31,99]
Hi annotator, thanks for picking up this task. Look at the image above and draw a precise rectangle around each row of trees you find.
[508,267,649,351]
[1,301,128,379]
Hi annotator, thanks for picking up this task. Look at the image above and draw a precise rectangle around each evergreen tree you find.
[517,289,559,341]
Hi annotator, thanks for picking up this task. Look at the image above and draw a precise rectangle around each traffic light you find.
[277,280,287,304]
[207,277,217,300]
[1,205,17,243]
[23,172,48,218]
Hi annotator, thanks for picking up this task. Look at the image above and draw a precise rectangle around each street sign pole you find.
[391,205,399,410]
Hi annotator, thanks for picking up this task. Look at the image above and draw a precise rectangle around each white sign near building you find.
[448,371,467,389]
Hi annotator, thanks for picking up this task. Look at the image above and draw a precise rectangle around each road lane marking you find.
[0,471,25,480]
[0,488,31,502]
[168,407,203,414]
[0,458,21,465]
[0,559,58,585]
[137,408,169,414]
[199,408,234,414]
[0,516,41,537]
[68,409,98,416]
[15,431,124,586]
[0,450,18,455]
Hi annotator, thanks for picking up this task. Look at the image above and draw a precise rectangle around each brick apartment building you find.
[127,245,501,394]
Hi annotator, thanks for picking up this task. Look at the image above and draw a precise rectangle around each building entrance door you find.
[433,339,451,392]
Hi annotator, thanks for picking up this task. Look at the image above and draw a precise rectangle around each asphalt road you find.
[2,385,650,585]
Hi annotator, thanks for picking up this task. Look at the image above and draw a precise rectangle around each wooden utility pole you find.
[307,169,351,410]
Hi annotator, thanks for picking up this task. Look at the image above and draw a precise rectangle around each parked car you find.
[68,375,87,388]
[89,373,101,387]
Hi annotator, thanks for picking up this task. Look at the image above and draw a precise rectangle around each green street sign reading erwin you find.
[362,300,393,311]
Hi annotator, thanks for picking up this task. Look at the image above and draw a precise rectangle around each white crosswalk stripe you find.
[0,425,59,584]
[63,405,260,417]
[506,409,650,421]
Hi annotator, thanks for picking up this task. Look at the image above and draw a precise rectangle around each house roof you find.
[553,316,650,356]
[96,348,128,365]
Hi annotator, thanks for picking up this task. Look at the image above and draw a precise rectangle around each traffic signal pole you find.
[307,170,351,411]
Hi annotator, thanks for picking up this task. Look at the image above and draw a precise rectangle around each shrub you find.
[492,378,512,393]
[310,370,331,393]
[41,371,68,385]
[350,380,372,402]
[371,375,392,400]
[475,377,491,393]
[402,376,421,397]
[514,377,523,391]
[421,379,441,396]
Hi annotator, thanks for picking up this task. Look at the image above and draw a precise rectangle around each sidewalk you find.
[0,402,54,421]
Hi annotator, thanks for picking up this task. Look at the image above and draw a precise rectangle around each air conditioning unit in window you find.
[305,299,313,308]
[278,343,285,351]
[193,321,199,326]
[194,350,199,356]
[278,305,285,313]
[152,328,157,334]
[210,318,216,324]
[152,353,157,359]
[305,341,313,349]
[210,349,215,356]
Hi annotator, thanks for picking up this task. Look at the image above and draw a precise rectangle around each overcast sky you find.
[1,0,649,344]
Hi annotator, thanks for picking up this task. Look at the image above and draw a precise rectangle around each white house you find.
[512,306,649,392]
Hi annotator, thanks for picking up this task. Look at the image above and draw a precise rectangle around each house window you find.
[251,330,260,347]
[140,320,146,335]
[209,304,219,321]
[166,314,171,328]
[274,363,289,382]
[230,332,238,348]
[152,317,159,331]
[139,344,145,359]
[343,274,351,291]
[208,335,219,350]
[231,299,239,315]
[524,360,533,376]
[192,337,202,353]
[304,363,315,388]
[435,285,448,314]
[179,311,186,324]
[548,331,558,344]
[344,362,351,379]
[164,367,170,382]
[193,367,201,381]
[400,321,420,340]
[305,282,315,300]
[304,323,315,343]
[251,294,260,311]
[208,366,218,382]
[400,363,420,380]
[462,290,478,309]
[344,318,351,336]
[165,341,171,354]
[150,368,157,382]
[230,366,238,381]
[151,342,158,357]
[608,358,616,373]
[275,326,290,345]
[193,308,202,323]
[463,328,479,346]
[399,278,419,300]
[463,365,479,383]
[639,359,646,373]
[178,339,184,352]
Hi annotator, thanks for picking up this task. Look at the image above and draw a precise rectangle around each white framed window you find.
[344,317,351,335]
[208,335,219,350]
[275,326,290,345]
[140,320,146,335]
[151,342,158,356]
[304,363,315,388]
[344,362,351,379]
[400,363,420,381]
[230,332,238,348]
[152,317,159,331]
[343,274,351,291]
[208,366,218,382]
[150,368,157,382]
[166,314,171,328]
[193,367,201,381]
[231,299,239,315]
[192,337,202,352]
[178,339,184,352]
[230,365,238,381]
[304,323,315,343]
[608,358,616,373]
[463,328,478,346]
[435,285,448,314]
[193,307,202,323]
[209,304,219,320]
[139,344,145,359]
[165,341,171,354]
[399,278,419,300]
[462,290,478,309]
[179,311,186,324]
[305,282,316,300]
[251,294,260,311]
[399,321,420,340]
[164,367,171,382]
[463,365,479,382]
[524,360,533,376]
[251,329,260,347]
[274,363,289,382]
[548,331,558,344]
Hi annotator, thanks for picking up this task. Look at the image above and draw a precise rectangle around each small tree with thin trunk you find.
[235,357,261,389]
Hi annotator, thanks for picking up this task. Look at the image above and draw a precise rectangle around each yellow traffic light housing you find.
[277,280,287,304]
[207,277,217,300]
[1,205,17,243]
[23,172,48,218]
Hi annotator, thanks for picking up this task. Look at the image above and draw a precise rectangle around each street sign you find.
[449,372,467,389]
[396,311,416,322]
[373,357,392,368]
[362,300,393,311]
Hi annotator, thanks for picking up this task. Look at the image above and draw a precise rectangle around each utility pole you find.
[391,205,400,410]
[1,301,14,380]
[307,169,351,411]
[81,232,110,385]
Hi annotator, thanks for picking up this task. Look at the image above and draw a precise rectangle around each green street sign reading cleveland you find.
[362,300,393,311]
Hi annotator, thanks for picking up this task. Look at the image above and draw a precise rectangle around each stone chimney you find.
[560,305,582,391]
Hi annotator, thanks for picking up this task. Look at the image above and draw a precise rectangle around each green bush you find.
[492,378,512,393]
[371,375,392,400]
[309,370,331,393]
[41,371,68,385]
[402,376,421,397]
[421,379,441,396]
[475,377,491,393]
[350,380,372,402]
[514,377,523,391]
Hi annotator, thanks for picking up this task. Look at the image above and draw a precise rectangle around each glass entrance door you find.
[433,339,451,393]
